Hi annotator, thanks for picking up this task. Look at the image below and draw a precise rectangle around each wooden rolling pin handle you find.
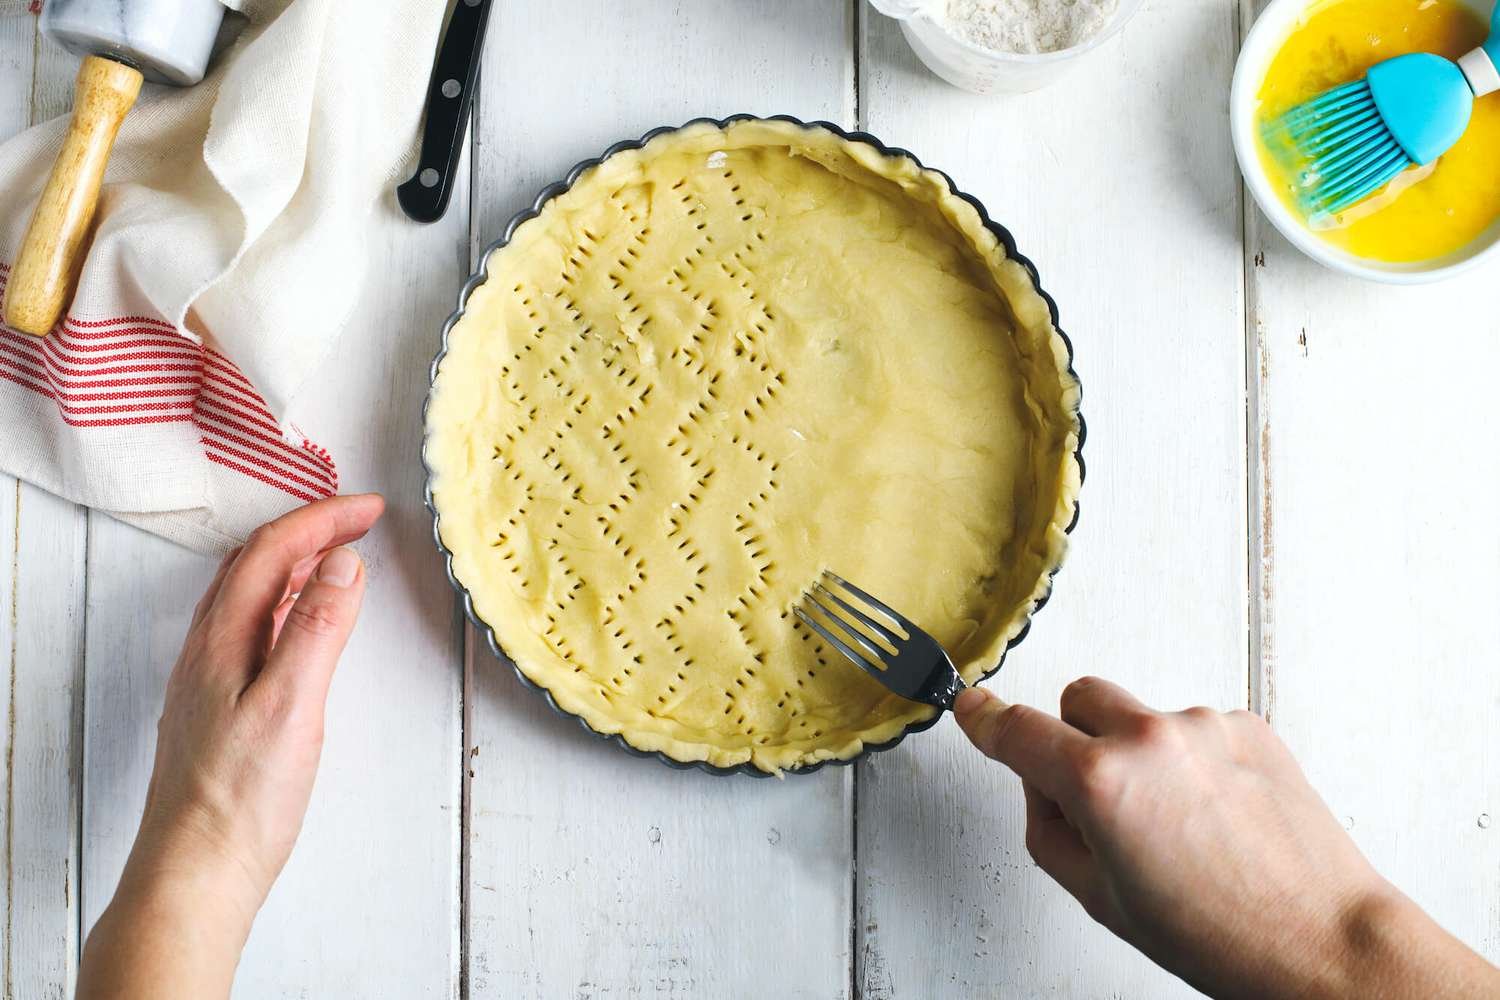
[2,55,143,338]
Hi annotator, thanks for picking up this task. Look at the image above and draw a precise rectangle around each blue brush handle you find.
[1485,2,1500,70]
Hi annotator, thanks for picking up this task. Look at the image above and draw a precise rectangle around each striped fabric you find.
[0,263,337,517]
[0,0,446,550]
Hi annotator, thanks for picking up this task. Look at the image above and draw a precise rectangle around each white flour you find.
[936,0,1119,54]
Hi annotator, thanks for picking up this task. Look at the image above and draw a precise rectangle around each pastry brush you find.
[1262,2,1500,224]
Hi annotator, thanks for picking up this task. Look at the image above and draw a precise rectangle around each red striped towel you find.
[0,0,445,552]
[0,264,337,550]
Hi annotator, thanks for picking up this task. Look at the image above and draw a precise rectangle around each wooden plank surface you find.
[68,51,472,1000]
[229,181,472,996]
[74,243,469,990]
[2,0,1496,996]
[463,3,857,998]
[1,17,87,1000]
[3,488,86,1000]
[1242,2,1500,964]
[2,13,34,997]
[855,3,1250,997]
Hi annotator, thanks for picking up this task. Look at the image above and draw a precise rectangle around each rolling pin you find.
[2,0,227,338]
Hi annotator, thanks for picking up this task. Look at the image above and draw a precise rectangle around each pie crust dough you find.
[427,120,1081,774]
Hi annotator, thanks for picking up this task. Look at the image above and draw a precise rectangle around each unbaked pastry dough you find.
[426,120,1081,773]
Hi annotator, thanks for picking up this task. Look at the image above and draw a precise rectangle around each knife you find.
[397,0,493,224]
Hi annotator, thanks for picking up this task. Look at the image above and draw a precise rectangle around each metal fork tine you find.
[801,596,890,665]
[797,573,965,710]
[794,606,888,679]
[822,570,910,633]
[813,583,899,647]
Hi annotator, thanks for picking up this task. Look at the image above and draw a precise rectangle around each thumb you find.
[955,689,1105,910]
[257,546,367,706]
[953,686,1012,755]
[952,685,1089,806]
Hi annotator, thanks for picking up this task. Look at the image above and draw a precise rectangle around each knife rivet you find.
[442,79,462,99]
[420,168,440,189]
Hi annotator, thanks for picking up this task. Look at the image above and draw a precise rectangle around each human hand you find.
[78,494,385,1000]
[953,679,1500,1000]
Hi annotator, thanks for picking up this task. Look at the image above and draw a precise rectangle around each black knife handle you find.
[397,0,492,223]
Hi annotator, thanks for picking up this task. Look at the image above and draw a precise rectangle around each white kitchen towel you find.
[0,0,448,553]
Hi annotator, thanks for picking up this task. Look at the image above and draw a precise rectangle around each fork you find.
[793,571,967,710]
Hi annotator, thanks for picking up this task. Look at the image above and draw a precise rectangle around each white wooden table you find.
[3,2,1497,997]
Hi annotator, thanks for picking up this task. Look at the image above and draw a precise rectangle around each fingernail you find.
[953,687,994,715]
[317,547,361,587]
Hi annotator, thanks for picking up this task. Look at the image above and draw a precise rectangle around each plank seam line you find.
[458,63,481,1000]
[849,4,864,997]
[73,510,90,991]
[1236,0,1270,722]
[853,0,864,131]
[5,479,19,999]
[7,21,41,986]
[27,13,39,131]
[457,619,472,1000]
[849,765,860,999]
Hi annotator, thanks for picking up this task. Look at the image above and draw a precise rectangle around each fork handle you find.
[932,673,967,711]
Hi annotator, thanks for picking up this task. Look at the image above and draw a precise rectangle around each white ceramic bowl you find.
[899,0,1143,95]
[1232,0,1500,284]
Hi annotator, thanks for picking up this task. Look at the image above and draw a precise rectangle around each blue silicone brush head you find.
[1263,51,1477,224]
